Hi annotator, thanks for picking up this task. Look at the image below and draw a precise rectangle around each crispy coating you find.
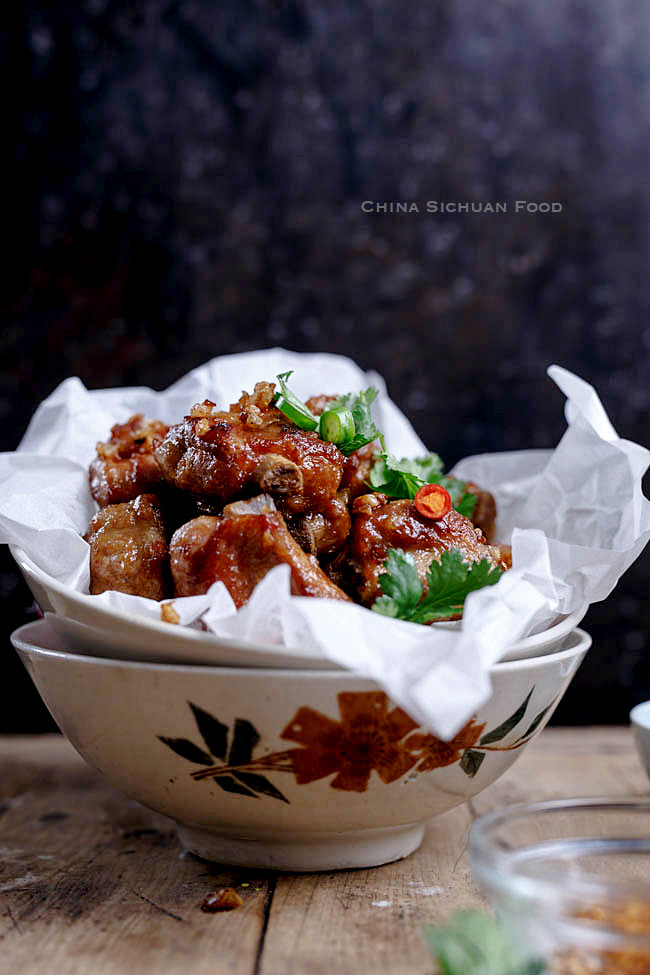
[347,493,508,607]
[155,382,345,514]
[494,543,512,569]
[169,502,351,606]
[84,494,169,599]
[89,414,168,506]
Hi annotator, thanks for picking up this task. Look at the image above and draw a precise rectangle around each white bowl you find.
[630,700,650,783]
[12,546,326,669]
[11,545,588,668]
[12,619,591,871]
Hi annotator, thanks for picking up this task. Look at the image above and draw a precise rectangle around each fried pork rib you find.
[347,493,508,607]
[155,383,345,514]
[84,494,169,599]
[283,490,352,557]
[169,495,350,606]
[89,414,169,507]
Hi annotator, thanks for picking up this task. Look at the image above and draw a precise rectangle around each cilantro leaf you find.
[369,450,444,499]
[368,449,477,516]
[372,548,504,624]
[414,550,504,622]
[426,910,544,975]
[326,387,381,455]
[372,549,423,619]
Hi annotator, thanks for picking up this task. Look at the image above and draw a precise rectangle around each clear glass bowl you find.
[470,798,650,973]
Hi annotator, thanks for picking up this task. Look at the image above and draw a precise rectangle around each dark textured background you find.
[3,0,650,731]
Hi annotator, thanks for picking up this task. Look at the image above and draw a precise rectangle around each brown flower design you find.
[280,691,419,792]
[162,686,545,799]
[404,718,486,771]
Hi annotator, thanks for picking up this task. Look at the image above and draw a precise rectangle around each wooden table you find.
[1,729,647,974]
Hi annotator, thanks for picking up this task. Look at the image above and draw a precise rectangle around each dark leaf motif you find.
[214,775,258,798]
[479,688,535,746]
[233,772,289,804]
[228,718,261,766]
[515,697,557,743]
[158,737,213,765]
[189,702,228,760]
[460,749,486,777]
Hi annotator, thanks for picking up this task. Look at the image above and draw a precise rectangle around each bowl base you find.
[176,821,425,872]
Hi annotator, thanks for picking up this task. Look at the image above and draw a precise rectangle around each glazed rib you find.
[170,500,351,606]
[155,383,344,514]
[84,493,169,599]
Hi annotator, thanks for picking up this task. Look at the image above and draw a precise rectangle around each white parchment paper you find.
[2,350,649,738]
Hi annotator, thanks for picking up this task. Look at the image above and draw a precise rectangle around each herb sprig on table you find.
[426,910,544,975]
[372,549,504,623]
[274,372,381,456]
[368,444,477,518]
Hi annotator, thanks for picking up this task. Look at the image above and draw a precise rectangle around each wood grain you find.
[0,729,647,974]
[0,736,270,975]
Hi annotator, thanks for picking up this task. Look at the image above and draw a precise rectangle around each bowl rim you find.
[10,544,589,662]
[630,700,650,730]
[11,618,591,678]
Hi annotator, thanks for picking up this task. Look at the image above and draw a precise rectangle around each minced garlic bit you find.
[161,602,180,625]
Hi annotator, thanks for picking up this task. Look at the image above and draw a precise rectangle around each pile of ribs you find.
[84,381,509,618]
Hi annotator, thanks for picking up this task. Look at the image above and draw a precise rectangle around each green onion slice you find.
[319,408,356,445]
[274,372,319,431]
[275,397,318,430]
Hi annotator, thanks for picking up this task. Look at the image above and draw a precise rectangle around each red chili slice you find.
[414,483,452,521]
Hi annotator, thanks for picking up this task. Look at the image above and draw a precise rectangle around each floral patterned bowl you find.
[11,618,591,871]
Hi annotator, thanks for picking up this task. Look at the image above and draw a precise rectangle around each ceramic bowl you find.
[630,701,650,783]
[12,618,590,871]
[11,545,587,668]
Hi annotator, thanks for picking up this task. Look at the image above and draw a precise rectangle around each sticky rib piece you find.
[348,493,508,607]
[155,383,344,514]
[89,414,168,506]
[84,494,169,599]
[283,491,352,557]
[170,505,351,606]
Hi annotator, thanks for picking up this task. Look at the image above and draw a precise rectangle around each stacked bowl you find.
[10,545,590,871]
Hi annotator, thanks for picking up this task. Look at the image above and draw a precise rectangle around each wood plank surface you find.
[0,736,271,975]
[0,729,648,975]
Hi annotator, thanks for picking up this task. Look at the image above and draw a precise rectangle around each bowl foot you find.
[176,821,425,872]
